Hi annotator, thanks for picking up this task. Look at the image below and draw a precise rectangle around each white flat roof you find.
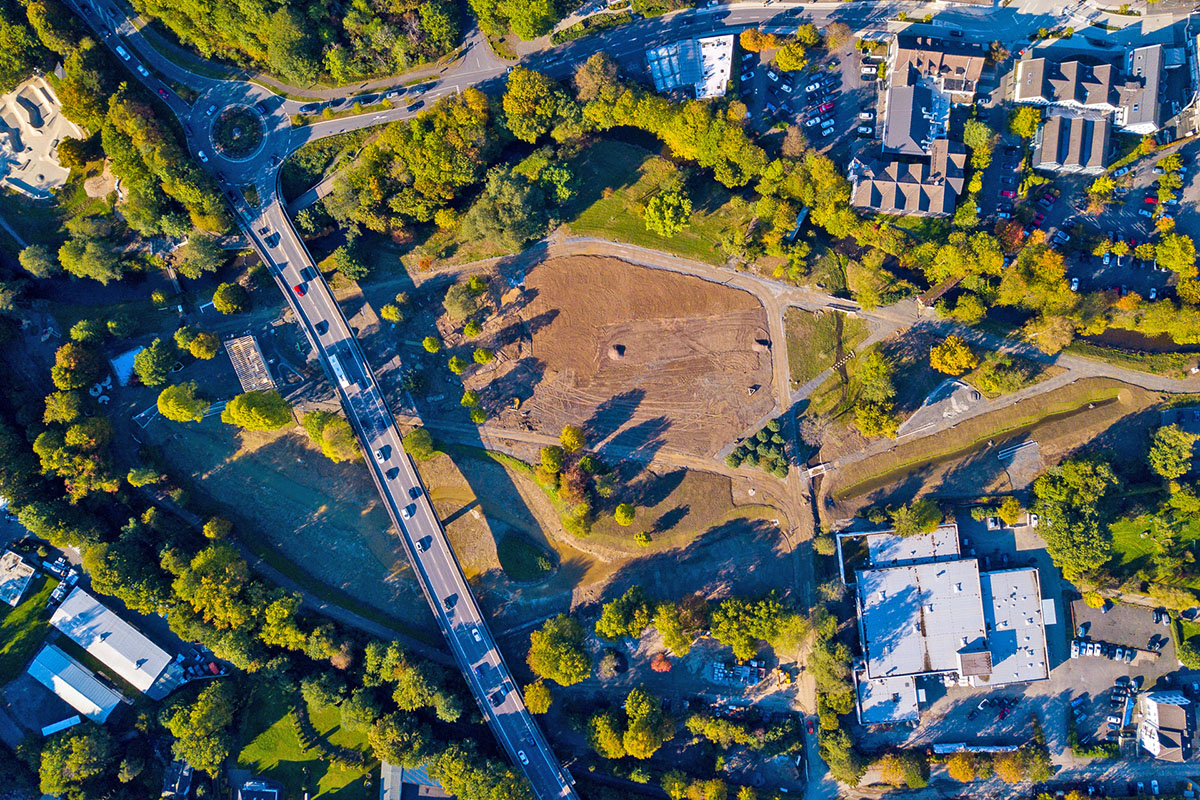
[28,644,123,723]
[856,672,920,725]
[0,550,34,606]
[50,587,171,693]
[858,558,986,679]
[865,524,962,567]
[646,34,733,100]
[980,568,1049,684]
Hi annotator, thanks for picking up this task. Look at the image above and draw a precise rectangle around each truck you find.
[328,353,351,389]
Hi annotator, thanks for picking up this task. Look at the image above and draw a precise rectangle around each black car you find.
[255,101,269,114]
[407,100,424,112]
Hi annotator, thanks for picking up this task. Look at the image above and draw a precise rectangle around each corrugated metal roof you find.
[28,644,123,723]
[50,587,170,693]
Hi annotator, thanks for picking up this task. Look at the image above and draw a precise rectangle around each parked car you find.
[1149,287,1158,300]
[1071,639,1080,658]
[1032,213,1046,227]
[859,109,874,120]
[1145,195,1158,205]
[819,102,834,113]
[1070,276,1079,292]
[804,81,820,92]
[1000,189,1016,199]
[856,126,873,136]
[1138,208,1155,218]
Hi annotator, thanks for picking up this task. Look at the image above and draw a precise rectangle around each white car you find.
[374,448,386,462]
[742,71,754,81]
[805,82,820,92]
[804,116,821,128]
[1029,513,1039,528]
[767,69,779,82]
[986,517,1001,531]
[779,83,792,93]
[1070,276,1079,292]
[136,64,149,77]
[820,119,835,130]
[400,503,415,519]
[1102,252,1111,266]
[859,110,874,120]
[1071,640,1080,658]
[518,751,529,765]
[472,627,482,643]
[197,150,208,163]
[1149,287,1157,300]
[856,125,873,135]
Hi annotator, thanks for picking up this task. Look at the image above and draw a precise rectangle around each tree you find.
[473,347,494,364]
[43,391,83,424]
[527,614,592,686]
[328,243,370,281]
[775,40,807,71]
[998,496,1023,526]
[596,585,650,640]
[188,331,220,360]
[448,355,469,374]
[930,335,978,375]
[876,752,926,788]
[38,725,115,796]
[588,709,627,759]
[623,687,674,759]
[403,428,436,460]
[1156,233,1197,278]
[644,189,692,238]
[51,342,103,390]
[19,244,59,278]
[175,234,224,279]
[1149,424,1199,481]
[423,336,442,353]
[855,351,894,403]
[158,382,210,423]
[540,445,565,473]
[614,503,636,527]
[560,425,585,453]
[739,28,779,52]
[574,52,619,102]
[503,67,570,143]
[1008,105,1042,139]
[221,390,293,431]
[525,681,552,714]
[945,752,977,782]
[212,282,249,314]
[854,401,899,439]
[890,498,942,537]
[461,167,550,251]
[1033,457,1117,579]
[69,318,105,343]
[134,338,177,387]
[993,751,1026,783]
[961,118,995,154]
[203,518,232,540]
[159,681,237,775]
[303,411,360,463]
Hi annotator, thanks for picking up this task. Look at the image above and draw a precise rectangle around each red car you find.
[818,102,834,113]
[156,88,169,99]
[1032,213,1045,227]
[806,719,815,735]
[1145,195,1158,205]
[292,284,306,297]
[1000,189,1016,199]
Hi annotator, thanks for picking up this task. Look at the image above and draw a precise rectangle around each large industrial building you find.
[839,524,1051,725]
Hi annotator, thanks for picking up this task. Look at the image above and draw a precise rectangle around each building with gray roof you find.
[848,140,966,218]
[850,525,1050,724]
[27,643,125,724]
[1032,114,1110,175]
[882,83,950,156]
[1139,691,1192,761]
[50,587,182,699]
[1117,44,1163,134]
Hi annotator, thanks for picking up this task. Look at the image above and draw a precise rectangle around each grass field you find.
[961,354,1064,400]
[495,535,555,582]
[1065,341,1195,376]
[280,129,375,203]
[236,683,375,799]
[831,379,1135,500]
[1110,513,1200,583]
[784,308,869,386]
[560,139,756,267]
[0,579,56,682]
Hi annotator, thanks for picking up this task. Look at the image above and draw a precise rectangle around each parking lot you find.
[739,42,877,153]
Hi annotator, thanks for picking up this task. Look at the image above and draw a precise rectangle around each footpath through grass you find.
[0,579,56,682]
[784,308,868,386]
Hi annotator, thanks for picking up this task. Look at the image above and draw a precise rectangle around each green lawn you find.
[0,579,57,682]
[495,534,555,582]
[237,683,375,799]
[280,129,375,203]
[560,139,757,266]
[1110,513,1200,583]
[784,308,869,386]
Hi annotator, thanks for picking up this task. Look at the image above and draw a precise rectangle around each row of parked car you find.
[1071,638,1137,663]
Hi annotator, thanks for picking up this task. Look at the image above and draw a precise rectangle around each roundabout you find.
[210,104,266,162]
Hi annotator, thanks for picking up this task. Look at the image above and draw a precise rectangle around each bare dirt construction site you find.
[483,256,775,460]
